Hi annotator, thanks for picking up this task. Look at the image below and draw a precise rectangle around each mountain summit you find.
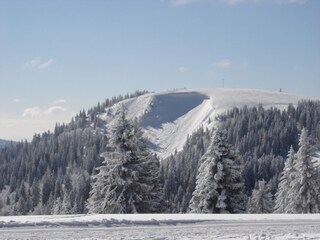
[98,88,308,159]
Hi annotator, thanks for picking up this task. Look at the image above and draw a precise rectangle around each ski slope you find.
[1,214,320,240]
[99,88,310,159]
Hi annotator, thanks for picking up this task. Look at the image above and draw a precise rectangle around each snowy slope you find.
[99,88,313,159]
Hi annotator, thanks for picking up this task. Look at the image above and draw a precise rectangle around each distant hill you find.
[0,139,13,148]
[0,88,319,215]
[100,88,309,159]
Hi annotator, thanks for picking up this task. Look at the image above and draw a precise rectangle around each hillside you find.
[99,88,308,159]
[1,88,319,215]
[0,139,12,148]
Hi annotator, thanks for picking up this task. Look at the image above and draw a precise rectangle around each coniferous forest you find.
[0,91,320,215]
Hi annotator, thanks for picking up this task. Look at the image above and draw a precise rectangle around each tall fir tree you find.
[287,128,319,213]
[86,107,164,213]
[274,146,296,213]
[248,180,273,213]
[189,128,246,213]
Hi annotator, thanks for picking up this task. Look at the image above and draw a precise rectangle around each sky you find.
[0,0,319,141]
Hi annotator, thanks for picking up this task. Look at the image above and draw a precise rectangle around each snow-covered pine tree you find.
[189,128,246,213]
[286,128,319,213]
[248,180,273,213]
[86,106,164,213]
[274,146,296,213]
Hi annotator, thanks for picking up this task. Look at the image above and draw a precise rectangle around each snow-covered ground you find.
[1,214,320,240]
[100,88,312,159]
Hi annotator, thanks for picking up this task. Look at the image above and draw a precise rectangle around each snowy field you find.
[1,214,320,240]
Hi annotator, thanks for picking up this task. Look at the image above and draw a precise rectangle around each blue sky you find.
[0,0,319,140]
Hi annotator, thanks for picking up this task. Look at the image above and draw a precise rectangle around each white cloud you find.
[22,105,67,118]
[13,98,21,103]
[53,99,66,104]
[22,107,43,118]
[38,59,55,69]
[213,59,232,69]
[178,66,188,72]
[23,57,55,70]
[45,106,67,115]
[1,115,72,141]
[25,58,41,68]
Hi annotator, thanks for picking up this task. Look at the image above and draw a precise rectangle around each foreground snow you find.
[1,214,320,240]
[100,88,313,159]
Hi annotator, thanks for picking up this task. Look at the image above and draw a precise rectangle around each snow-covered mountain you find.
[0,88,319,216]
[99,88,311,159]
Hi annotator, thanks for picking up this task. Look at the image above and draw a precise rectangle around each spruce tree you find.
[274,146,296,213]
[189,128,246,213]
[248,180,273,213]
[86,107,164,213]
[287,128,319,213]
